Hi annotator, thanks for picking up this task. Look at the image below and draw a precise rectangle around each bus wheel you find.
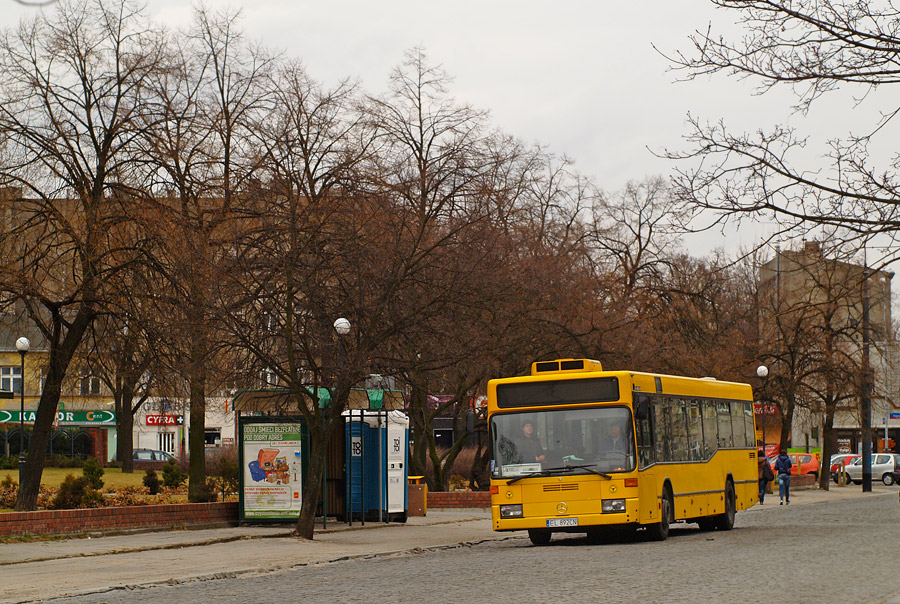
[715,481,736,531]
[528,529,551,546]
[647,490,671,541]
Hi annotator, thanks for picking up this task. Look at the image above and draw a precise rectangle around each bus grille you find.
[543,483,579,492]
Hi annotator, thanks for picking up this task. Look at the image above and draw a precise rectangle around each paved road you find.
[7,486,900,604]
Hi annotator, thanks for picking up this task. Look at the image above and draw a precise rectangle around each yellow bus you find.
[488,358,759,545]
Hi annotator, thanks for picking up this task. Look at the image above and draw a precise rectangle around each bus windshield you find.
[491,406,635,479]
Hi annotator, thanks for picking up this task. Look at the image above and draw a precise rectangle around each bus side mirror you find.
[635,395,650,420]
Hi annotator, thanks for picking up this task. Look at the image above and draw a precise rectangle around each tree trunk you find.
[117,392,135,473]
[818,397,837,490]
[188,374,208,501]
[296,418,328,539]
[16,305,93,510]
[779,398,794,450]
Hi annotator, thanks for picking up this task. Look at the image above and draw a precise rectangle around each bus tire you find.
[647,489,671,541]
[715,481,736,531]
[528,529,551,546]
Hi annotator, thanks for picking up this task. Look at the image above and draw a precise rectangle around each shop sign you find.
[0,409,116,425]
[146,415,184,426]
[753,403,779,416]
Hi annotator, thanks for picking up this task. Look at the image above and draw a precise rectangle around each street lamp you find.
[15,336,29,485]
[333,317,351,336]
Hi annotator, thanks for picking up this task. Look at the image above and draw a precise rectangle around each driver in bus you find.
[599,422,630,456]
[516,422,546,463]
[603,424,628,453]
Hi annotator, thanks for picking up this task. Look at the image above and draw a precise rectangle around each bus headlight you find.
[601,499,626,513]
[500,504,523,518]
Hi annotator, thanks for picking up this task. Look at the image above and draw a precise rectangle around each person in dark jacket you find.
[774,449,793,504]
[516,422,546,463]
[758,450,775,504]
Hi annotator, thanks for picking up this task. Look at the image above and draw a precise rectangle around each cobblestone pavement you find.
[7,485,900,604]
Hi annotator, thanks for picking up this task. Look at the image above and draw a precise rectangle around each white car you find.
[843,453,900,486]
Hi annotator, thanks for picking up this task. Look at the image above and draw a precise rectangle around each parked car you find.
[768,452,820,478]
[842,453,900,486]
[133,448,175,462]
[830,454,861,483]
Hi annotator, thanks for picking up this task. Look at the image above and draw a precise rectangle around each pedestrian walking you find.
[758,450,774,504]
[774,449,793,505]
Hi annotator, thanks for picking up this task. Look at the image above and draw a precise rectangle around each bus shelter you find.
[233,387,405,525]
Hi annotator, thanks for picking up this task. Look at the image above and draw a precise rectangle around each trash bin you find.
[343,410,409,522]
[408,475,427,516]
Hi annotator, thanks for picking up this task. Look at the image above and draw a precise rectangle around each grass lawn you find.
[1,467,147,490]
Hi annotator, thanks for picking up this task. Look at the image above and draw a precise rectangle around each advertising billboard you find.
[240,419,304,521]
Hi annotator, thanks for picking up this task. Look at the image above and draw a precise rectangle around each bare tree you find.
[0,0,162,509]
[84,300,156,473]
[219,59,379,537]
[665,0,900,266]
[137,6,273,501]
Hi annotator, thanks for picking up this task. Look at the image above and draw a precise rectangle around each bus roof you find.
[488,362,753,412]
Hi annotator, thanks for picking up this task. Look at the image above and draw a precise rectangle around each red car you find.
[830,454,860,477]
[768,452,820,478]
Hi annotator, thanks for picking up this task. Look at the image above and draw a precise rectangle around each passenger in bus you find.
[516,422,546,463]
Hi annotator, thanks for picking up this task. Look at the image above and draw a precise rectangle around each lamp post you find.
[15,336,29,485]
[331,317,351,528]
[756,365,769,455]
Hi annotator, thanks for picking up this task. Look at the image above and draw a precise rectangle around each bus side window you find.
[653,399,668,462]
[702,399,718,457]
[743,403,755,448]
[717,401,733,448]
[635,396,655,468]
[731,400,747,447]
[687,399,703,461]
[670,398,689,461]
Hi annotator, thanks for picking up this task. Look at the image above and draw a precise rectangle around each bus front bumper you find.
[492,497,640,532]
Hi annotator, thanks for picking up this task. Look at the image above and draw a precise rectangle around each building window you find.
[80,375,101,396]
[261,368,277,387]
[1,366,22,394]
[158,432,175,454]
[205,428,222,447]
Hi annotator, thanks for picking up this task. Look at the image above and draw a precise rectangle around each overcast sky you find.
[2,0,867,256]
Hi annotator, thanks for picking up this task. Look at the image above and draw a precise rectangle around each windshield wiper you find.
[562,464,612,480]
[506,464,612,485]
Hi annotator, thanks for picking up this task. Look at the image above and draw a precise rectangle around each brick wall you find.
[791,474,817,489]
[427,491,491,508]
[0,502,239,538]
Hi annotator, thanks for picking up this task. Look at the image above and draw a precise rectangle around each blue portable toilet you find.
[343,409,409,522]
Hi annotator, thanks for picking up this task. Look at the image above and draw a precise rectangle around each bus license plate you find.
[547,518,578,528]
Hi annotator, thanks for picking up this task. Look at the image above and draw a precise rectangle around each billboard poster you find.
[241,422,304,520]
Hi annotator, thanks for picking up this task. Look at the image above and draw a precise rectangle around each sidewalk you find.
[0,508,492,566]
[744,480,897,509]
[0,509,498,603]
